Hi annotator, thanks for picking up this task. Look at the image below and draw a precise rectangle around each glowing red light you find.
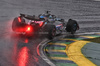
[27,27,30,31]
[37,45,40,56]
[18,47,29,66]
[25,39,28,43]
[39,22,43,27]
[26,27,31,31]
[18,17,21,22]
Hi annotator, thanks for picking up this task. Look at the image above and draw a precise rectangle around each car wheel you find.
[12,17,26,32]
[44,25,56,39]
[66,19,79,34]
[12,17,19,31]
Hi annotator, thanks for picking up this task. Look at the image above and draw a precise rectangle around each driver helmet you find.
[49,15,53,19]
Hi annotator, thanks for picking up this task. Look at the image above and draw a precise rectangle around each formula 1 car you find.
[12,11,79,39]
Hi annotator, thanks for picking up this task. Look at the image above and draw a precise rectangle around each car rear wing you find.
[20,13,45,21]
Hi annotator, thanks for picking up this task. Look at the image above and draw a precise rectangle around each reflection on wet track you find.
[18,47,29,66]
[10,34,49,66]
[16,37,39,66]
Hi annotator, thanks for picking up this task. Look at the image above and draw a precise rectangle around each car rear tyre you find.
[12,17,26,32]
[44,25,56,39]
[12,17,18,31]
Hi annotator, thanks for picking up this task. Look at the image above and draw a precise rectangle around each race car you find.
[12,11,79,39]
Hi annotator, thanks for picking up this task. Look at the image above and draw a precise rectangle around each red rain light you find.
[18,17,21,22]
[27,27,30,31]
[26,27,31,32]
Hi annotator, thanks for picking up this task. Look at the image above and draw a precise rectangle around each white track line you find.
[37,38,56,66]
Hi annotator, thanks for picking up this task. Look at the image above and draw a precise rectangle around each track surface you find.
[0,0,100,66]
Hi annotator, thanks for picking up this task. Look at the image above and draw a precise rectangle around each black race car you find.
[12,11,79,39]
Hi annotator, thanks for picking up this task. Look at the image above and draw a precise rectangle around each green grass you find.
[45,46,66,50]
[67,38,82,40]
[46,54,68,57]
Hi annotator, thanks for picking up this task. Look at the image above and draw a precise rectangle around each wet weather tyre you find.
[12,17,26,32]
[66,19,78,34]
[12,17,19,31]
[45,25,56,39]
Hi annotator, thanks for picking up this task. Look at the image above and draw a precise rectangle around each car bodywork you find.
[12,11,79,39]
